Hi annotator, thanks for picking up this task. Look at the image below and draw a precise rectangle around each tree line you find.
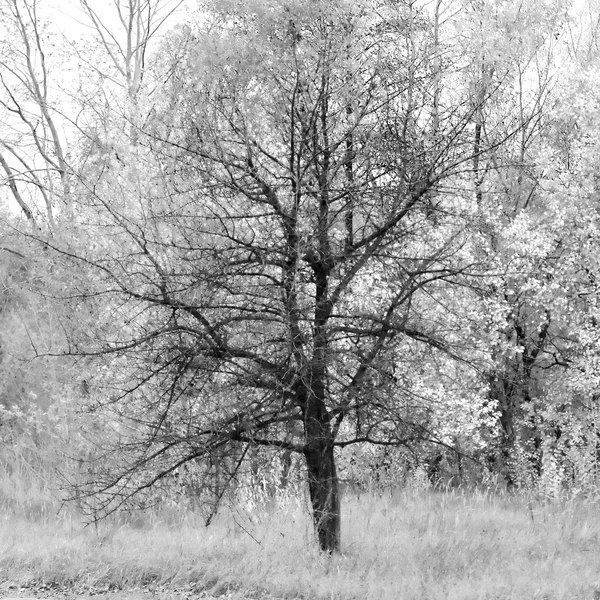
[0,0,599,553]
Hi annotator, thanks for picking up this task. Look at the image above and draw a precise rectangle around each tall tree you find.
[56,0,528,552]
[448,0,572,485]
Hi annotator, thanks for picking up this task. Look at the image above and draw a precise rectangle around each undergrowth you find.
[1,487,600,600]
[1,425,600,599]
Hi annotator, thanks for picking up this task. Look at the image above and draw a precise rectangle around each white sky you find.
[42,0,192,43]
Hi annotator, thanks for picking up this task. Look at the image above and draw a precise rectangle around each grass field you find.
[1,486,600,600]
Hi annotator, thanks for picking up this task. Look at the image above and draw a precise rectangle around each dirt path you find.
[1,594,261,600]
[0,587,274,600]
[1,581,297,600]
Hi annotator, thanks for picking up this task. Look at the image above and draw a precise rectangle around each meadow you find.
[2,471,600,600]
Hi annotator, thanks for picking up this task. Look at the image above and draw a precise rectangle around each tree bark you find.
[304,435,340,553]
[299,356,340,553]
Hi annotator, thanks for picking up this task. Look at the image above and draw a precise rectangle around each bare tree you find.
[77,0,183,110]
[0,0,70,227]
[53,0,527,553]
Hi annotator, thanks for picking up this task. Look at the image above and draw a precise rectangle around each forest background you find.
[3,0,600,597]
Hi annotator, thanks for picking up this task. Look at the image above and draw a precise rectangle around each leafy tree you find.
[446,0,573,486]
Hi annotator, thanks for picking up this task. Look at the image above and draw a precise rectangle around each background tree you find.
[0,0,70,227]
[437,0,573,486]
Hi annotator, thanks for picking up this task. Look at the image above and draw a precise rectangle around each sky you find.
[43,0,192,42]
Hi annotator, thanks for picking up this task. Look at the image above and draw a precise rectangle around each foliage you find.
[4,0,600,556]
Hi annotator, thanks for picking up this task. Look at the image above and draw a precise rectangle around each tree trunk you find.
[304,440,340,553]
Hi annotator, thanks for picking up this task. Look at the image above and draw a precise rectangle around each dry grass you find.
[1,486,600,600]
[1,433,599,599]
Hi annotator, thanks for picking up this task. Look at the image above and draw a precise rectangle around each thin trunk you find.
[492,372,517,488]
[0,153,34,222]
[431,0,441,137]
[473,118,483,207]
[344,107,354,252]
